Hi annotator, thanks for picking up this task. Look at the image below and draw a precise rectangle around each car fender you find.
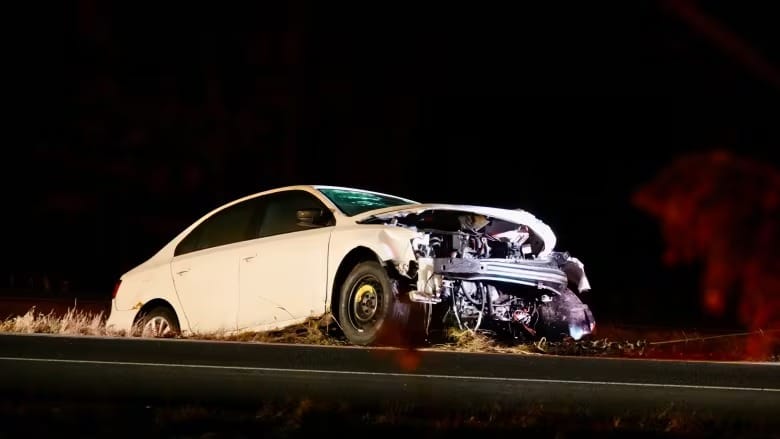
[113,260,190,331]
[326,224,420,307]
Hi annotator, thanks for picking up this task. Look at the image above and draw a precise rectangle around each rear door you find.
[170,197,262,333]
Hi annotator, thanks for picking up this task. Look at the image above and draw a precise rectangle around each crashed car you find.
[107,185,595,345]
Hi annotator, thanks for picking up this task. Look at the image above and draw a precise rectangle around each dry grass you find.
[0,307,348,346]
[1,307,776,361]
[534,336,650,357]
[0,307,114,336]
[595,324,780,361]
[431,327,539,355]
[189,313,348,346]
[430,327,649,357]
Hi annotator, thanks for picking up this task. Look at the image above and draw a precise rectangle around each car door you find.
[237,190,334,330]
[170,197,261,333]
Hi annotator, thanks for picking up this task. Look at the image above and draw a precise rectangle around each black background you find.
[4,1,779,327]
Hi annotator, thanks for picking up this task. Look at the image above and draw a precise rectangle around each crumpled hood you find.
[353,203,558,257]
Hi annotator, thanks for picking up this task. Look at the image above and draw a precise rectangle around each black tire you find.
[134,306,180,338]
[338,261,422,346]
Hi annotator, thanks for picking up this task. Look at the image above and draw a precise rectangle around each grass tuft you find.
[0,307,113,336]
[431,327,538,355]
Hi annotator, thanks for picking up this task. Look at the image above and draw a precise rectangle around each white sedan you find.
[107,185,595,345]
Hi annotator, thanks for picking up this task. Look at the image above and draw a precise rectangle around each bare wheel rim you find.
[348,275,383,332]
[142,316,173,337]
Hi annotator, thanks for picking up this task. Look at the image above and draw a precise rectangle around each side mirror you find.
[296,208,331,227]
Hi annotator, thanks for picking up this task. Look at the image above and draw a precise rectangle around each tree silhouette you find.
[633,150,780,359]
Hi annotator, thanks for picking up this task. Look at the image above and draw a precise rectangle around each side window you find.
[175,198,261,256]
[258,190,333,238]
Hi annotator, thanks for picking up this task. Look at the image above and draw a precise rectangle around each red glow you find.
[396,349,422,372]
[703,289,725,316]
[112,280,122,299]
[662,0,780,90]
[634,150,780,360]
[370,347,422,372]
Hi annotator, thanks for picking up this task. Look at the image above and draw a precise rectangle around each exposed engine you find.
[401,210,547,260]
[441,280,545,338]
[372,209,595,340]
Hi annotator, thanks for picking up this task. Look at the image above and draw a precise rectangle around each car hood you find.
[353,203,558,256]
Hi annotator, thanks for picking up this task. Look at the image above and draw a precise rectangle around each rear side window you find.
[175,198,260,256]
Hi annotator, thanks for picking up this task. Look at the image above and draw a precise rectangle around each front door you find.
[237,190,333,330]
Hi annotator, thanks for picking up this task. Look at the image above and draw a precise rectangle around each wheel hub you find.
[143,316,172,337]
[353,283,379,322]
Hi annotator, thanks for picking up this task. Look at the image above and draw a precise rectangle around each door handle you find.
[243,255,256,262]
[176,269,190,276]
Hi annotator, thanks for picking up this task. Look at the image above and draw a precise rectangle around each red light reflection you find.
[634,150,780,360]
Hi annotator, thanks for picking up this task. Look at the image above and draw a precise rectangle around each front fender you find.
[326,225,421,301]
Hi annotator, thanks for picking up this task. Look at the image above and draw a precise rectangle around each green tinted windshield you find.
[318,187,417,216]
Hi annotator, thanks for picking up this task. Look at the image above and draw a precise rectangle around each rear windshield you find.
[318,187,416,216]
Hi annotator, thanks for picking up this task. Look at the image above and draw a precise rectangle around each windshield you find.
[317,187,417,216]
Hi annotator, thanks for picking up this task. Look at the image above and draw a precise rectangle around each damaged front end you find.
[363,206,595,341]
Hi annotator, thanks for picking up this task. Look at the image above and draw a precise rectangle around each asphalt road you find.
[1,333,778,424]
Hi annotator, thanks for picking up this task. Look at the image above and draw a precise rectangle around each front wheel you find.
[338,261,422,346]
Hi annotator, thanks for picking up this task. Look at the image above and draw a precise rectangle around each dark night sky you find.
[4,1,779,326]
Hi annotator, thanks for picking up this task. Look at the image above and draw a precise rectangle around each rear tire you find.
[134,306,180,338]
[338,261,422,346]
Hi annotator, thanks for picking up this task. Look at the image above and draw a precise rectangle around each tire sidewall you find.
[338,261,396,346]
[136,306,180,338]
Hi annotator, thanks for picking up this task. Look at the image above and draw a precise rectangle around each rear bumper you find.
[105,301,136,334]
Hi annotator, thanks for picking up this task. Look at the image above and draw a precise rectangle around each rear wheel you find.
[338,261,422,346]
[135,306,180,338]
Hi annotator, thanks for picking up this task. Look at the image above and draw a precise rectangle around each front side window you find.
[258,190,333,237]
[175,198,260,256]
